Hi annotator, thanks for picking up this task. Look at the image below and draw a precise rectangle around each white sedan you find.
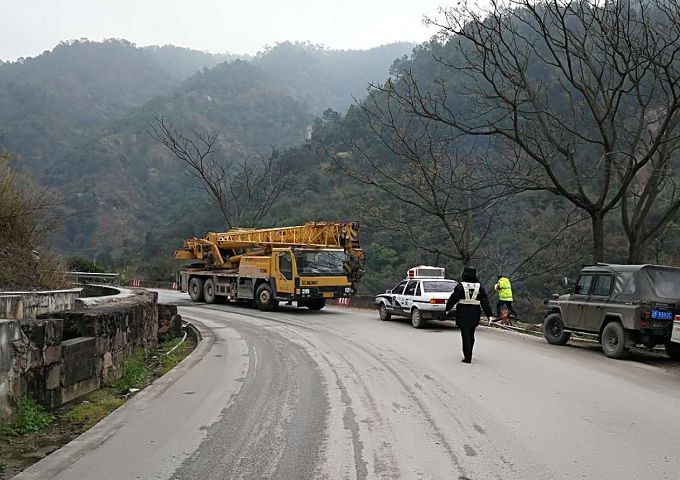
[375,277,458,328]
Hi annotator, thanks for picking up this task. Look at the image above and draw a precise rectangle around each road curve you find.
[16,290,680,480]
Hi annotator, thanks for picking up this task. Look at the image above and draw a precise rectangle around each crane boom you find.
[176,221,363,263]
[209,221,362,252]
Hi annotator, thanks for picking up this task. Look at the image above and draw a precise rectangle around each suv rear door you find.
[582,273,614,331]
[563,273,595,329]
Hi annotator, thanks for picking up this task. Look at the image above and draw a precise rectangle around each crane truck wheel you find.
[188,277,205,302]
[306,299,326,311]
[255,283,277,311]
[203,278,216,304]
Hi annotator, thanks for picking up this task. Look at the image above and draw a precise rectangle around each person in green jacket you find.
[495,274,518,319]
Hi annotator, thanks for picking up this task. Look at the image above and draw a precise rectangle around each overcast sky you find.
[0,0,446,61]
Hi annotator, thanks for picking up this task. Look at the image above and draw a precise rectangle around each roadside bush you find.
[3,399,54,435]
[111,348,149,391]
[0,157,68,290]
[65,255,106,273]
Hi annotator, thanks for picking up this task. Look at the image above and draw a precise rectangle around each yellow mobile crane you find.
[174,221,365,311]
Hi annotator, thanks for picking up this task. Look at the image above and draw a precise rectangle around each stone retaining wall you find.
[1,288,172,419]
[0,289,82,320]
[0,320,22,417]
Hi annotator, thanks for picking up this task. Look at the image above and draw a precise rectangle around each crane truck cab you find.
[175,222,364,311]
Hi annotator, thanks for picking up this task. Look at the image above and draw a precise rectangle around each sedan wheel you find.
[411,308,425,329]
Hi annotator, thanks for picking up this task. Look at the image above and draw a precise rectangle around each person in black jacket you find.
[446,266,494,363]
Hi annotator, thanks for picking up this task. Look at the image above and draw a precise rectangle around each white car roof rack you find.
[407,265,445,279]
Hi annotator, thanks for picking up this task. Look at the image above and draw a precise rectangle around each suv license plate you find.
[323,292,334,298]
[651,310,673,320]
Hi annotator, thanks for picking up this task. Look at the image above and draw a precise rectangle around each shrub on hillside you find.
[0,156,68,290]
[65,255,106,273]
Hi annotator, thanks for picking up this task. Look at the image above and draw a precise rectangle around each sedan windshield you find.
[422,281,457,293]
[295,250,345,276]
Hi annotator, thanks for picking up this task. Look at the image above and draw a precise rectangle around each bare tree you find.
[149,116,287,229]
[619,141,680,263]
[482,203,589,281]
[372,0,680,263]
[330,88,535,266]
[651,219,680,264]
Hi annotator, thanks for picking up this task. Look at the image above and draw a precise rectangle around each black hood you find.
[461,267,478,282]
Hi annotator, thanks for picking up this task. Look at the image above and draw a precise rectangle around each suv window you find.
[392,281,407,294]
[591,274,613,296]
[404,280,418,296]
[574,274,594,295]
[415,282,421,296]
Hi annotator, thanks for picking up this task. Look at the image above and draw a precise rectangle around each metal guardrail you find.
[68,271,121,286]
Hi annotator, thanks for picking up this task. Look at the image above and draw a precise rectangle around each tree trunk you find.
[590,212,605,264]
[627,237,647,265]
[627,242,643,265]
[462,205,472,267]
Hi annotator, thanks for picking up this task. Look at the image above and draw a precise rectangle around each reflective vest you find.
[459,282,481,305]
[497,277,513,301]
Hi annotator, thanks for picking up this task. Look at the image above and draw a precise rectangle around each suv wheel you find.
[543,313,571,345]
[665,342,680,360]
[601,321,628,359]
[411,308,425,329]
[378,303,391,321]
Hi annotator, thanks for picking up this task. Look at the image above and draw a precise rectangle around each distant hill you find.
[253,41,415,113]
[50,59,313,255]
[0,39,234,175]
[0,39,414,260]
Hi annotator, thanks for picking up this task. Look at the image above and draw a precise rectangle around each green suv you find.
[544,264,680,359]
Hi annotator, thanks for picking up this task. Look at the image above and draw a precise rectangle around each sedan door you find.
[389,280,408,316]
[401,280,419,313]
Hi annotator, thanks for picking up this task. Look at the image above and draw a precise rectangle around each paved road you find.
[17,291,680,480]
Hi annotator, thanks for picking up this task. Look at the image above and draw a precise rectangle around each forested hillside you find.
[253,41,414,113]
[0,39,236,174]
[5,1,680,309]
[0,39,414,272]
[291,0,680,302]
